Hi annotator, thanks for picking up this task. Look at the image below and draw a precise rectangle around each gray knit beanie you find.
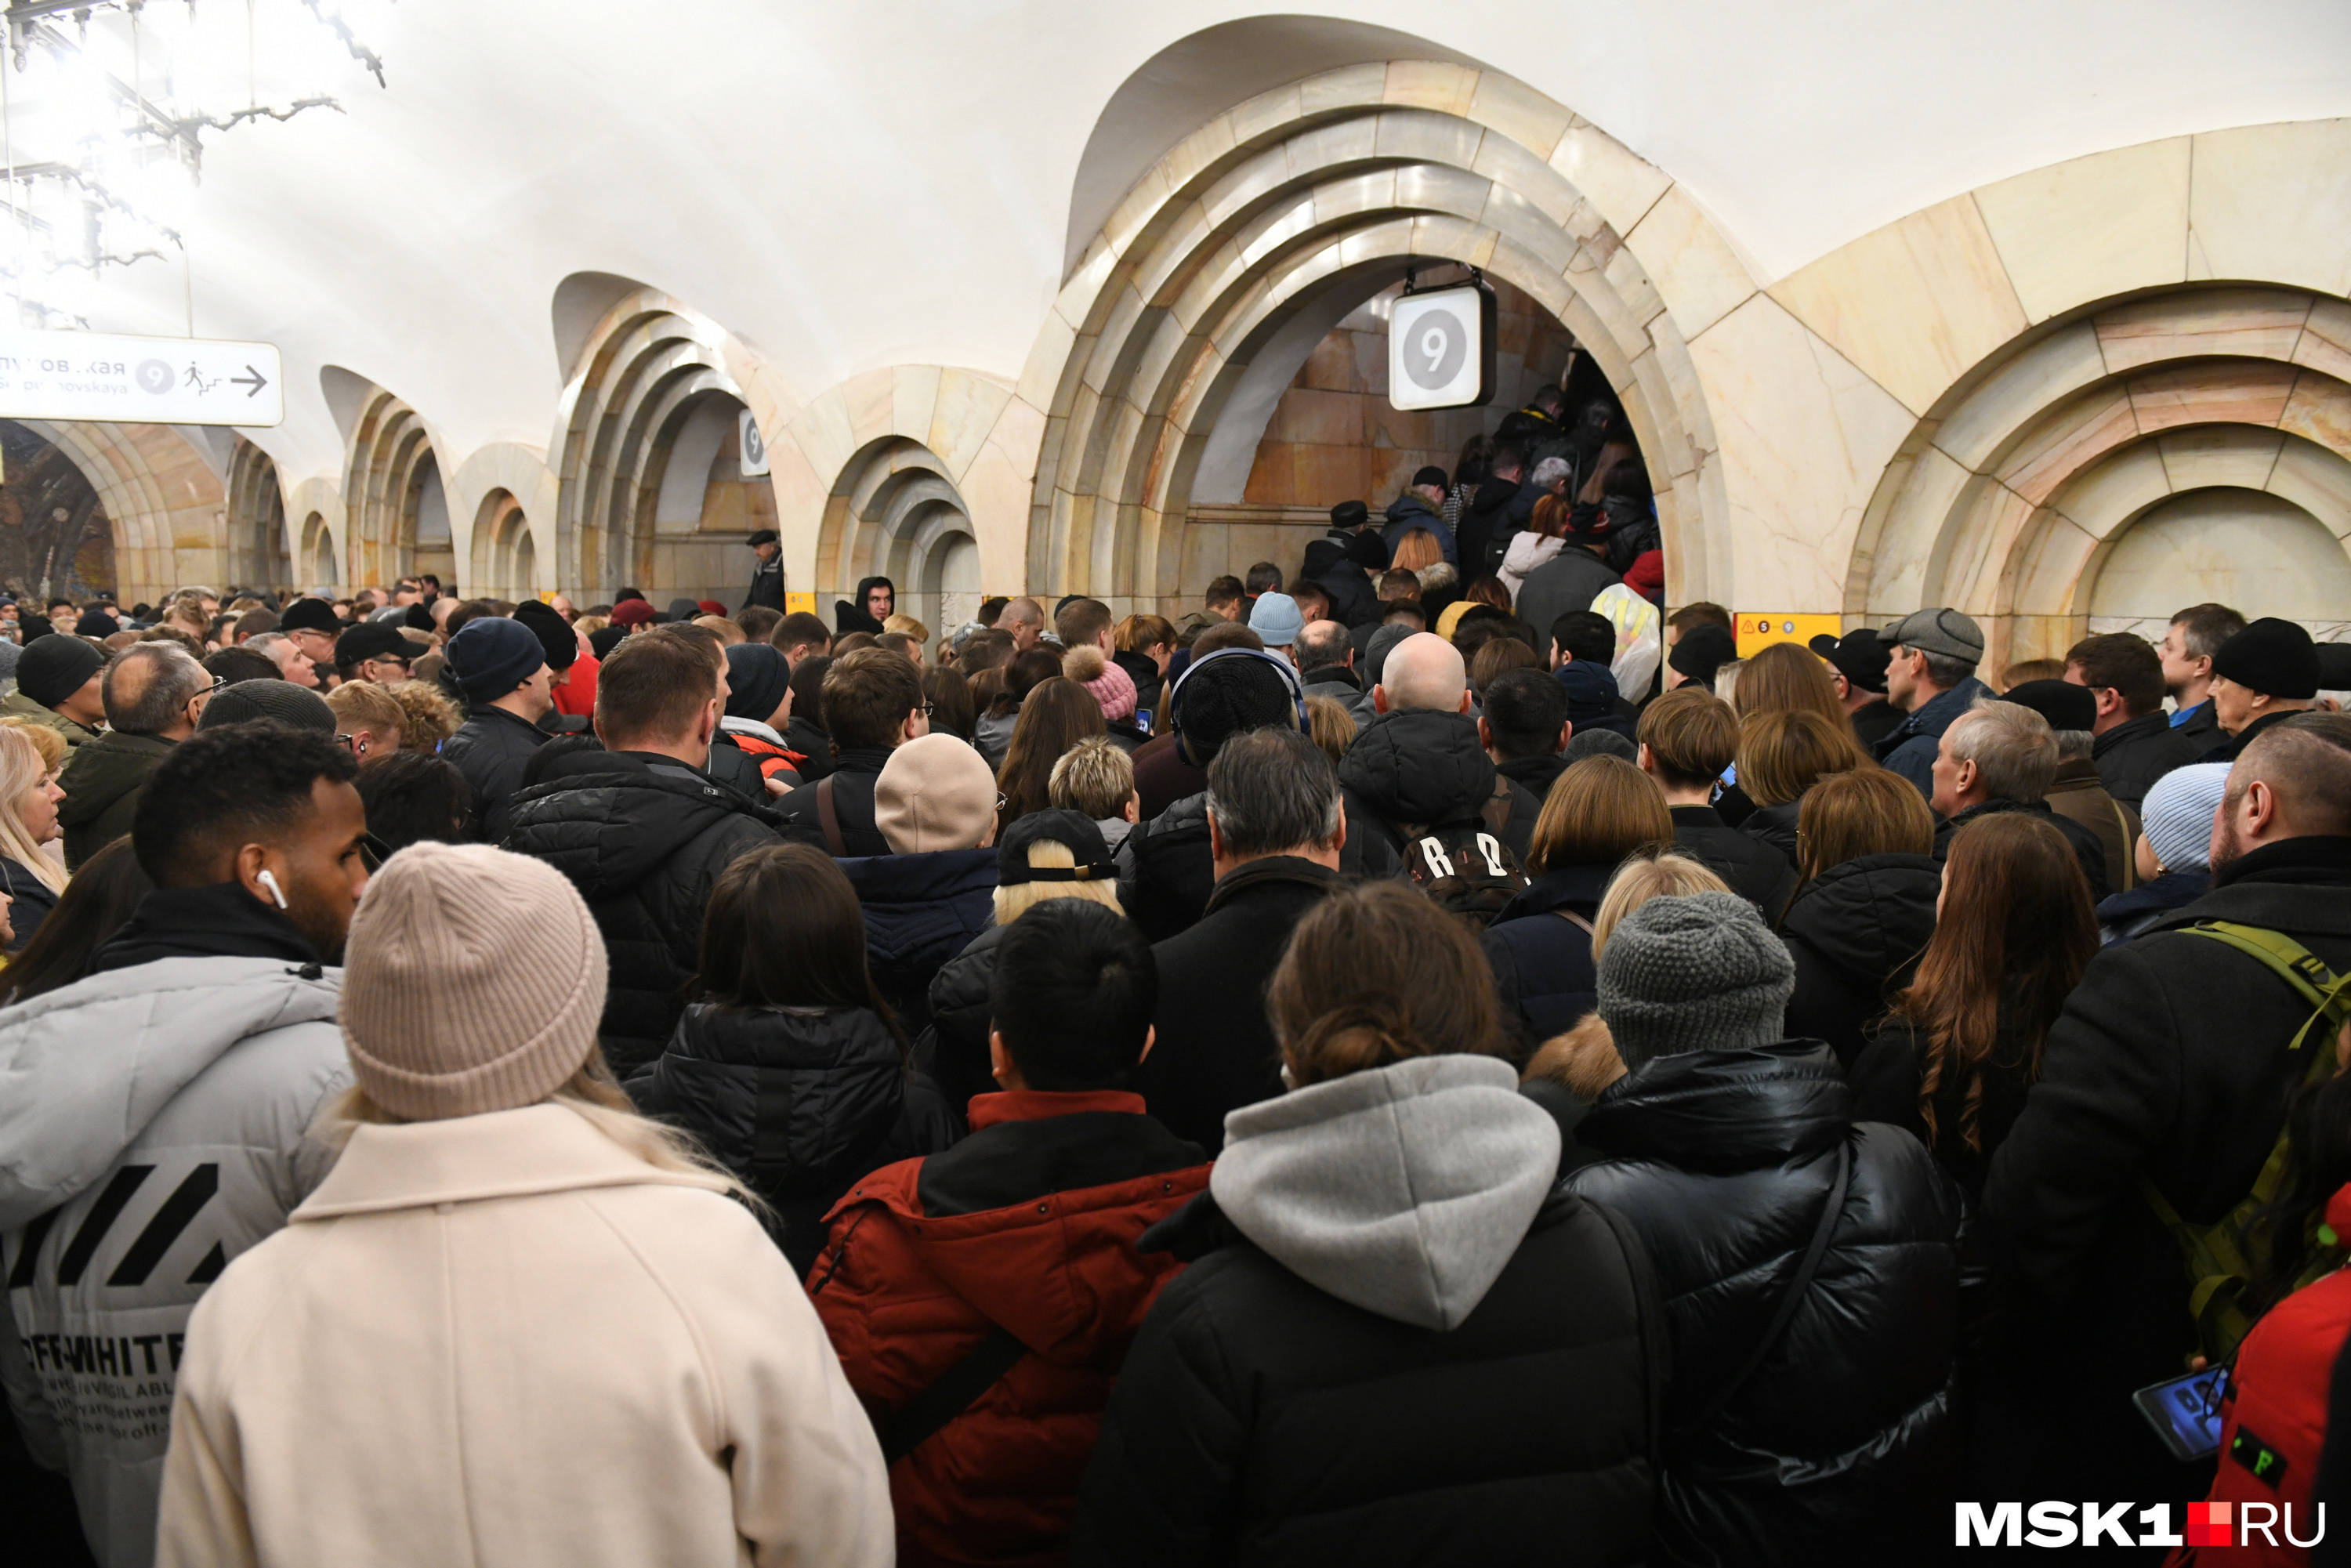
[1597,890,1795,1068]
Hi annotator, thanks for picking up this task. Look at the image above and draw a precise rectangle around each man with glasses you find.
[55,643,216,868]
[333,621,418,686]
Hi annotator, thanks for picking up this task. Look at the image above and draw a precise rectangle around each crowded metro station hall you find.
[2,4,2350,1563]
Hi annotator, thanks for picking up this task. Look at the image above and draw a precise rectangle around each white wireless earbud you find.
[256,869,288,910]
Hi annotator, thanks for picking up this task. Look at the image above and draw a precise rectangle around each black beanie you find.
[404,603,437,632]
[16,634,103,708]
[1668,622,1738,686]
[278,596,341,636]
[198,679,337,734]
[512,599,578,671]
[724,642,791,722]
[588,625,628,661]
[2210,617,2320,701]
[1997,678,2097,733]
[1174,651,1297,762]
[445,616,545,702]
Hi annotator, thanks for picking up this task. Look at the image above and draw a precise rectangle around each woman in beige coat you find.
[153,842,893,1568]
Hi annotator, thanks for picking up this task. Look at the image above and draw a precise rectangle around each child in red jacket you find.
[809,899,1209,1568]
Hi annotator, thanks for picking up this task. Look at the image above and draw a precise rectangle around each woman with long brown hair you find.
[994,676,1109,827]
[1849,811,2096,1197]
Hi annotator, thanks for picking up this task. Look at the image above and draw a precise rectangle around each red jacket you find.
[551,650,600,718]
[2172,1184,2351,1567]
[810,1089,1208,1567]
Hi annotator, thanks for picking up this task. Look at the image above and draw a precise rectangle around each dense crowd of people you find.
[3,415,2351,1566]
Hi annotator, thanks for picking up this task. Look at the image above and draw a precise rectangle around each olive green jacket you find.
[56,729,176,869]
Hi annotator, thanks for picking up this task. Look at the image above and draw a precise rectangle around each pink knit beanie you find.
[340,842,607,1120]
[1064,644,1137,722]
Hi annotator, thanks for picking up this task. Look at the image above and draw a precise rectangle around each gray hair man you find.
[1138,726,1347,1154]
[55,642,214,868]
[1929,697,2112,897]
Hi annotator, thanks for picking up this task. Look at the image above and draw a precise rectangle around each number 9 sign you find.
[1388,283,1495,411]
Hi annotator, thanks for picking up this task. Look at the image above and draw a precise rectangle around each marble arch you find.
[333,378,444,592]
[14,421,230,607]
[549,277,794,603]
[1020,54,1733,617]
[819,436,982,632]
[223,438,293,592]
[1849,285,2351,667]
[472,488,535,600]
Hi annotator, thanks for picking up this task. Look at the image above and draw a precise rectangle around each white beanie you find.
[2142,762,2231,874]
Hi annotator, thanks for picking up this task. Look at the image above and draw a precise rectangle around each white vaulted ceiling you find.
[66,0,2351,490]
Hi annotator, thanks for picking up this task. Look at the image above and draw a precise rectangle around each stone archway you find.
[822,436,982,632]
[472,488,536,600]
[13,420,228,606]
[1020,55,1730,616]
[224,438,293,593]
[1849,285,2351,665]
[339,382,443,591]
[550,276,787,605]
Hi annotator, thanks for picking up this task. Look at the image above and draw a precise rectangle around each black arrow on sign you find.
[231,364,268,398]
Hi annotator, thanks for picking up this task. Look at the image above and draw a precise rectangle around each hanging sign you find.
[739,409,770,476]
[1388,281,1497,411]
[0,328,284,426]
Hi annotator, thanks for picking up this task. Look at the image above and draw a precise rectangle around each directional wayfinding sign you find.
[1388,281,1497,412]
[0,328,284,427]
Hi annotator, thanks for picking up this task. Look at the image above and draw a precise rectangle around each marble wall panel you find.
[2125,361,2298,436]
[1625,185,1755,342]
[1975,139,2190,323]
[1931,324,2107,471]
[1548,120,1671,237]
[2089,487,2351,621]
[2267,436,2351,537]
[1767,195,2029,418]
[2187,121,2351,298]
[2094,288,2309,373]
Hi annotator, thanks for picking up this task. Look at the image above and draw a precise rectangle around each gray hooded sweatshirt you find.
[0,956,348,1568]
[1210,1054,1560,1331]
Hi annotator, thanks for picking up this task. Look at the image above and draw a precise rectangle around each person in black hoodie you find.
[1636,687,1797,918]
[1454,441,1534,583]
[1483,754,1672,1050]
[1075,882,1659,1567]
[502,627,781,1076]
[1849,811,2097,1202]
[1477,668,1571,806]
[627,843,956,1272]
[1337,633,1539,864]
[1567,892,1964,1564]
[1980,714,2351,1513]
[1777,767,1942,1069]
[834,574,894,637]
[1139,728,1346,1154]
[773,648,927,855]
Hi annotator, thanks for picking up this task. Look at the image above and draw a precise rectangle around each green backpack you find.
[2140,920,2351,1363]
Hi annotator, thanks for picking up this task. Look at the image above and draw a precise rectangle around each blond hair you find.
[0,726,65,896]
[325,679,407,738]
[1590,852,1730,955]
[1048,735,1136,820]
[0,715,67,775]
[882,612,930,645]
[992,838,1125,923]
[693,615,746,646]
[1304,693,1357,767]
[386,680,463,752]
[315,1055,766,1215]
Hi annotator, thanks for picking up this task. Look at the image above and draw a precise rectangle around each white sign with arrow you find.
[0,328,283,427]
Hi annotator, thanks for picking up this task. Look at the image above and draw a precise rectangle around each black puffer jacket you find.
[1118,790,1395,944]
[1338,708,1539,863]
[444,703,551,841]
[502,748,782,1076]
[1671,804,1798,919]
[1481,861,1612,1049]
[628,1002,958,1271]
[1741,799,1800,871]
[1777,853,1941,1070]
[839,849,995,1036]
[1567,1043,1964,1566]
[921,923,1006,1122]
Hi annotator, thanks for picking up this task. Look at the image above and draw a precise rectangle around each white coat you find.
[1498,531,1567,605]
[153,1102,893,1568]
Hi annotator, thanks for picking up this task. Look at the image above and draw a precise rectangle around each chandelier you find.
[0,0,391,328]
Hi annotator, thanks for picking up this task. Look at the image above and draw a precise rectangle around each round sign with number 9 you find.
[1405,310,1466,390]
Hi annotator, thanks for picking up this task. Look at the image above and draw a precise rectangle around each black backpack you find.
[1393,818,1529,928]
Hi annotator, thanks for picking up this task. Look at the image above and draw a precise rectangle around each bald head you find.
[1375,632,1470,715]
[2213,712,2351,869]
[1000,596,1046,651]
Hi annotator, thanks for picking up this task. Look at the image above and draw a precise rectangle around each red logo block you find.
[2186,1501,2232,1547]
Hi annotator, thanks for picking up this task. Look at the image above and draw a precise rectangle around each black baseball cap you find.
[1808,628,1892,694]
